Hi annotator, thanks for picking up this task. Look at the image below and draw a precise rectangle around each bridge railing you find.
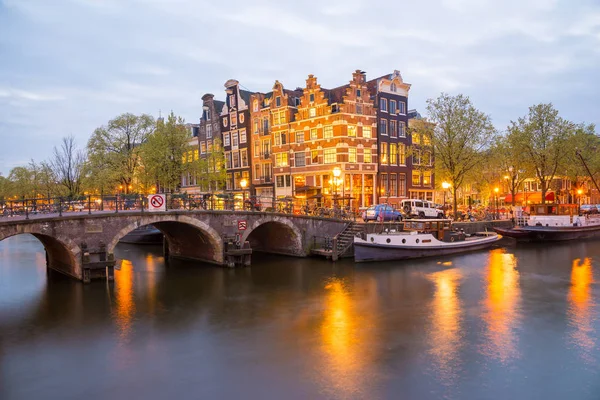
[0,193,359,221]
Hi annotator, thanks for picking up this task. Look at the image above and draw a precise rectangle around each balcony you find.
[262,152,271,160]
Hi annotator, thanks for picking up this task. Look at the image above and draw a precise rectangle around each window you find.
[262,117,269,133]
[309,108,316,118]
[276,175,284,187]
[390,83,397,92]
[275,153,288,167]
[413,133,420,144]
[286,175,291,187]
[380,142,388,165]
[223,117,228,128]
[239,113,244,124]
[399,101,406,114]
[399,173,406,196]
[364,148,372,163]
[380,98,388,112]
[241,149,248,167]
[413,149,421,165]
[424,150,432,166]
[349,148,357,163]
[281,132,287,145]
[363,126,372,138]
[412,170,421,186]
[296,131,304,143]
[348,125,356,137]
[309,93,315,103]
[380,174,388,194]
[310,128,318,140]
[356,104,363,114]
[253,99,258,112]
[390,143,397,165]
[295,152,306,167]
[239,129,246,144]
[273,110,286,125]
[254,121,259,135]
[233,151,240,168]
[224,133,230,147]
[380,119,388,135]
[356,89,361,97]
[422,133,431,146]
[254,141,260,157]
[255,164,260,180]
[206,124,212,138]
[390,120,397,138]
[232,132,239,149]
[324,125,333,138]
[226,152,232,169]
[262,140,270,155]
[324,148,336,164]
[276,96,281,107]
[200,142,207,154]
[390,174,397,197]
[423,170,431,186]
[311,150,319,164]
[399,122,406,137]
[389,100,396,114]
[230,112,237,126]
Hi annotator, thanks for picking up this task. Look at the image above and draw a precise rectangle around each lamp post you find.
[494,187,499,220]
[577,188,583,215]
[333,167,341,207]
[240,178,248,211]
[442,181,450,215]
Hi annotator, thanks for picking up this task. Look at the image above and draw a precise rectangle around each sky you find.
[0,0,599,175]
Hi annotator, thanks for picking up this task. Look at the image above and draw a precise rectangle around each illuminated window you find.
[200,142,207,154]
[423,170,432,186]
[390,143,397,164]
[413,132,420,144]
[254,141,260,157]
[239,129,246,144]
[310,128,318,140]
[348,125,356,137]
[253,99,258,112]
[363,126,372,138]
[233,151,240,168]
[275,153,288,167]
[324,148,336,164]
[380,142,388,165]
[241,149,248,167]
[231,112,237,126]
[324,125,333,138]
[364,148,372,163]
[223,117,228,128]
[413,149,421,165]
[398,144,406,165]
[311,150,319,164]
[309,108,316,118]
[254,121,259,135]
[412,170,421,186]
[349,148,357,163]
[194,149,199,160]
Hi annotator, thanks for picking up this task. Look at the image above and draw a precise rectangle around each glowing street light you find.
[240,178,248,210]
[577,188,583,215]
[494,187,499,220]
[332,167,341,206]
[442,181,451,214]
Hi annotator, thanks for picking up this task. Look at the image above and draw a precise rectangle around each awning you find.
[503,191,555,203]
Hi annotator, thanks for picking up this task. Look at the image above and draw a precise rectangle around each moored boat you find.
[495,203,600,242]
[354,219,501,262]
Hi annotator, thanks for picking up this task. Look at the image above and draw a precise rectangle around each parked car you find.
[362,204,403,222]
[400,199,445,219]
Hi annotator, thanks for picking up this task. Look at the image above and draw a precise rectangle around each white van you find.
[400,199,444,219]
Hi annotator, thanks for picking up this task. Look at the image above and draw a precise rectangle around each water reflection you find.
[320,277,369,399]
[427,268,463,385]
[482,249,521,363]
[114,259,136,343]
[568,257,596,364]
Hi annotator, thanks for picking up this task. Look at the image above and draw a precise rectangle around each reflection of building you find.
[279,71,378,209]
[366,70,411,206]
[220,80,254,199]
[250,82,302,204]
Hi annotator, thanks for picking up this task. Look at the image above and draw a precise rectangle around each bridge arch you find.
[0,229,83,280]
[241,216,304,256]
[109,215,224,265]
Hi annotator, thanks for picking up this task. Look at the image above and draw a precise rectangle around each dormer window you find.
[390,83,397,92]
[230,95,236,108]
[356,89,361,97]
[276,96,281,107]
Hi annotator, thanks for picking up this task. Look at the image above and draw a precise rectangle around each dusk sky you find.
[1,0,599,175]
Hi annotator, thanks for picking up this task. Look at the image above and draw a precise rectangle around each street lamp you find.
[577,188,583,215]
[332,167,341,206]
[240,178,248,210]
[494,187,499,220]
[442,181,450,215]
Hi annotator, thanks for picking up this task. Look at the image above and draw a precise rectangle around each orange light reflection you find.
[568,257,595,364]
[482,249,521,363]
[115,259,136,343]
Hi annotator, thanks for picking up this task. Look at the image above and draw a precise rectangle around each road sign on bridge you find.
[148,194,166,212]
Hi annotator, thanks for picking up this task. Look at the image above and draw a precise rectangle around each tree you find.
[195,137,227,199]
[422,93,497,218]
[507,104,574,204]
[491,136,530,206]
[51,136,86,197]
[87,113,155,193]
[8,166,33,199]
[140,112,189,193]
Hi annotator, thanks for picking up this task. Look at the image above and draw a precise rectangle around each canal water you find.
[1,235,600,400]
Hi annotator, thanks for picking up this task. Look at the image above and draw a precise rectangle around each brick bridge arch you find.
[240,216,304,256]
[108,214,224,264]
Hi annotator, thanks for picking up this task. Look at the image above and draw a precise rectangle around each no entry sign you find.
[148,194,166,212]
[237,220,247,230]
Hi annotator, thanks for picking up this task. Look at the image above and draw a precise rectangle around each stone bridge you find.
[0,211,348,282]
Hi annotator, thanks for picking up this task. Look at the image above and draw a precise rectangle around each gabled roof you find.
[239,89,254,104]
[365,74,390,95]
[213,100,225,114]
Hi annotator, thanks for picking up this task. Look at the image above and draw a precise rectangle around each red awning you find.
[503,191,555,203]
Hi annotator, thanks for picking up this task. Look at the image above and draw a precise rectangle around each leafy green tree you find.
[87,113,155,193]
[507,104,574,204]
[0,174,9,202]
[140,112,189,193]
[490,136,530,206]
[422,93,497,218]
[8,166,33,199]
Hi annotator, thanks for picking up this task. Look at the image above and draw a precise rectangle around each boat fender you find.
[450,236,455,242]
